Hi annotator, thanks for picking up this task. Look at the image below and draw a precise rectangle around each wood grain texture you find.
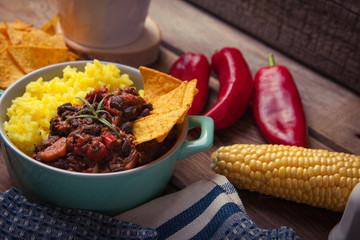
[0,0,57,28]
[0,0,359,239]
[187,0,360,95]
[0,146,11,192]
[148,0,360,156]
[147,1,359,238]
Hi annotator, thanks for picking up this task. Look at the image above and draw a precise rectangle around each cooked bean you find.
[33,86,173,173]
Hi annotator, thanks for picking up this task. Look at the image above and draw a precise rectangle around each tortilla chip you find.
[8,46,78,74]
[0,33,9,51]
[0,48,25,89]
[6,26,66,48]
[139,66,182,101]
[0,20,32,34]
[0,22,6,35]
[19,28,49,46]
[149,79,197,113]
[43,34,67,48]
[132,71,197,145]
[149,81,188,113]
[7,19,32,30]
[177,79,197,123]
[133,67,199,144]
[5,26,24,46]
[133,106,189,144]
[0,17,78,89]
[41,14,58,35]
[183,79,198,108]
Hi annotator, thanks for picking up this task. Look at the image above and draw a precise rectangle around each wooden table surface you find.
[1,0,360,239]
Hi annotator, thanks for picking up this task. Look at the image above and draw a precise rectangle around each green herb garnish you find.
[66,94,121,138]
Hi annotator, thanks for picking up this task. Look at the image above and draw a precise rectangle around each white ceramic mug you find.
[57,0,151,48]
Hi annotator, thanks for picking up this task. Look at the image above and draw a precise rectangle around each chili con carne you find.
[33,86,178,173]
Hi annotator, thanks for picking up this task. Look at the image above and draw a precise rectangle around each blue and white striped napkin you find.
[0,174,300,240]
[116,174,300,240]
[0,188,157,239]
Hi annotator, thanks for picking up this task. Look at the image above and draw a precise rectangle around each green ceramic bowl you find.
[0,61,214,216]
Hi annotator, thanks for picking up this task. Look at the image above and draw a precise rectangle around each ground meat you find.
[136,126,178,166]
[32,86,174,173]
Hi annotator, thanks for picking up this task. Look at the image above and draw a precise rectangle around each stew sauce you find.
[33,86,177,173]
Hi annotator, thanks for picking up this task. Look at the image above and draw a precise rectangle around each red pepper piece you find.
[169,52,211,115]
[86,140,108,161]
[252,54,308,147]
[85,86,108,103]
[102,130,117,149]
[203,47,253,129]
[104,94,117,115]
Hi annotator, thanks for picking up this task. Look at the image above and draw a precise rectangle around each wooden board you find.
[148,0,360,156]
[147,1,360,238]
[187,0,360,95]
[1,0,360,239]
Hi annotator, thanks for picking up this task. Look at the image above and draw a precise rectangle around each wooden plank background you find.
[148,0,360,157]
[187,0,360,95]
[1,0,360,239]
[147,2,359,237]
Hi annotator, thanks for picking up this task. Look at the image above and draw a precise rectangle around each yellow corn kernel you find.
[210,144,360,212]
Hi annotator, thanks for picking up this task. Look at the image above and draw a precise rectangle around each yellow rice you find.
[4,60,138,156]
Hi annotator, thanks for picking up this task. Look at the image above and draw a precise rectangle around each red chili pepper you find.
[169,52,211,115]
[203,47,253,129]
[252,54,308,147]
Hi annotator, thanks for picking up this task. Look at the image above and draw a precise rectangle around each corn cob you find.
[210,144,360,212]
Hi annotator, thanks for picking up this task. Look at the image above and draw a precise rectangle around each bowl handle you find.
[176,116,214,160]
